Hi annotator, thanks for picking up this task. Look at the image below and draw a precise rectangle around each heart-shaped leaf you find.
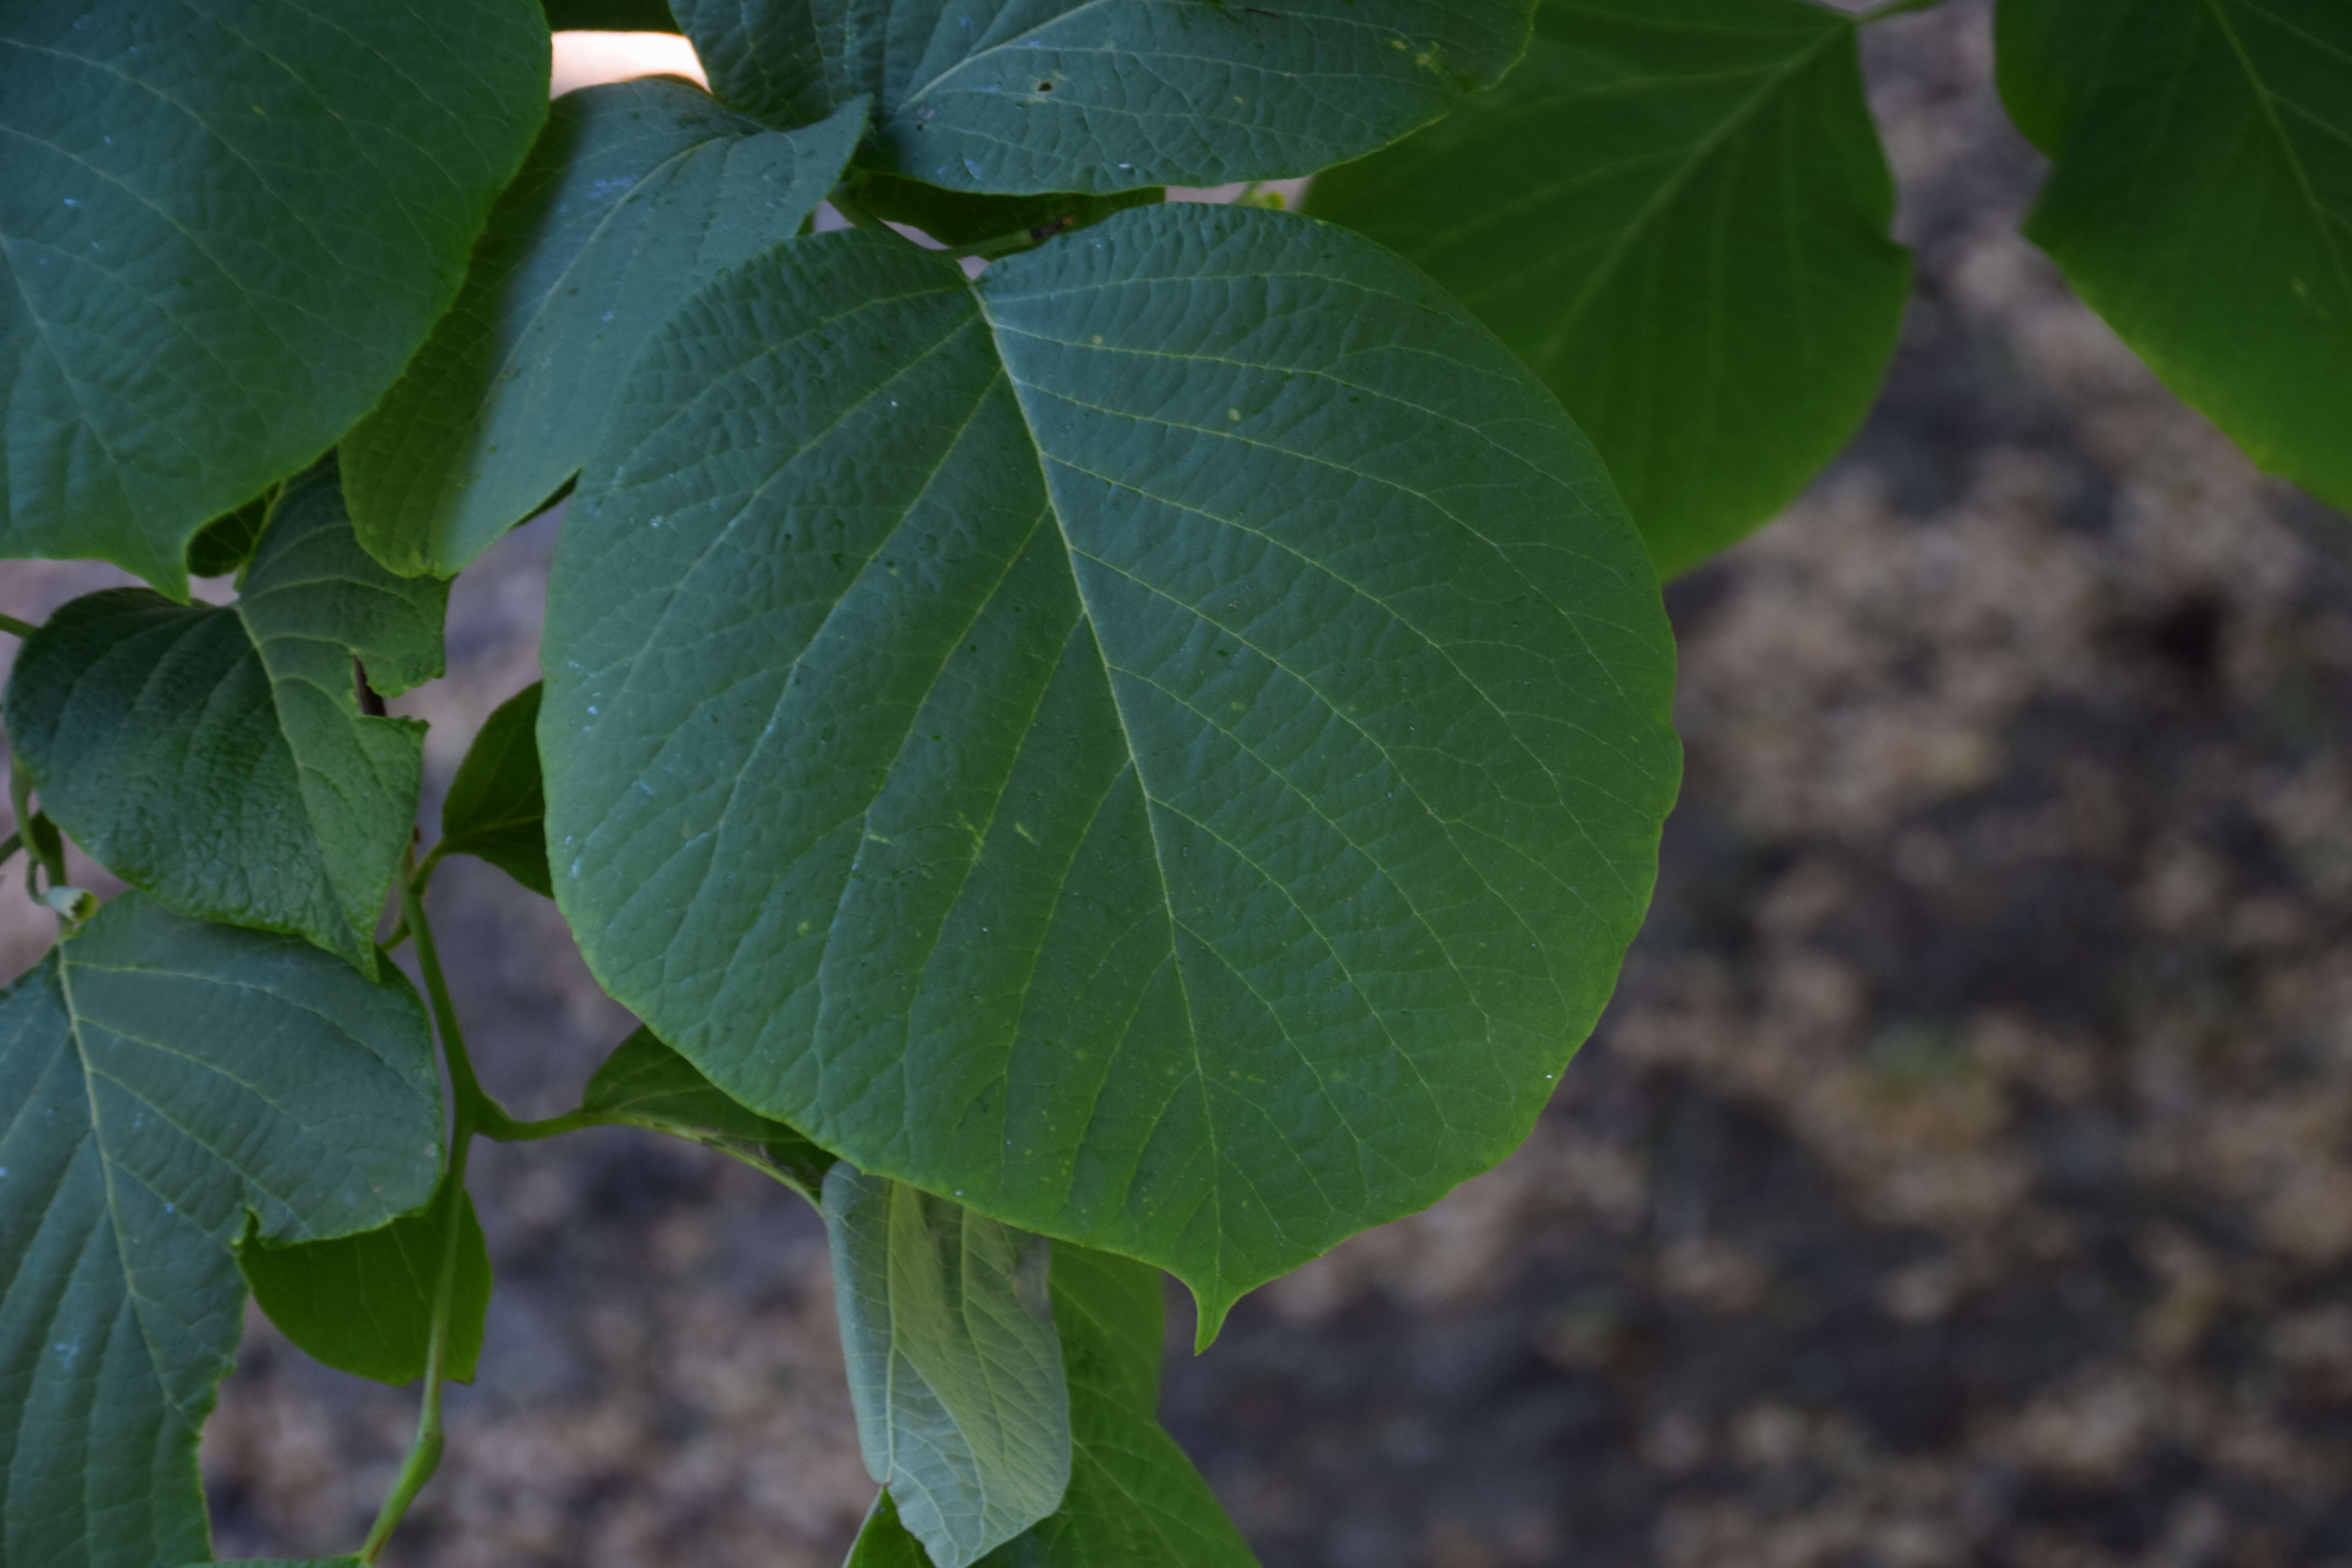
[540,206,1679,1336]
[1307,0,1910,575]
[1997,0,2352,509]
[7,464,446,975]
[825,1166,1072,1568]
[848,1241,1260,1568]
[675,0,1536,193]
[345,84,867,578]
[0,896,443,1568]
[0,0,548,595]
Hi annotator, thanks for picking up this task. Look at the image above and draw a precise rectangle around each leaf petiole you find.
[1856,0,1945,20]
[0,611,38,640]
[363,848,494,1561]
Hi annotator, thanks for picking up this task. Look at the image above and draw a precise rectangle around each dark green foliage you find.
[345,86,866,577]
[540,208,1679,1338]
[0,0,548,595]
[2,1,2330,1559]
[1307,0,1910,573]
[676,0,1537,191]
[438,683,553,897]
[7,466,446,976]
[0,897,443,1568]
[842,171,1163,249]
[1998,0,2352,509]
[240,1172,493,1387]
[580,1027,835,1192]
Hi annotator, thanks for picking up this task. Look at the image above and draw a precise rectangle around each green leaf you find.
[824,1166,1072,1568]
[843,171,1163,250]
[581,1026,835,1193]
[1305,0,1910,576]
[0,894,444,1568]
[344,85,867,578]
[848,1243,1260,1568]
[678,0,1535,193]
[1996,0,2352,509]
[6,464,447,976]
[239,1171,491,1387]
[438,683,552,898]
[185,492,274,583]
[0,0,549,596]
[546,0,678,27]
[541,206,1679,1336]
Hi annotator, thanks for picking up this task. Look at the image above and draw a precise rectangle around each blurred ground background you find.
[4,2,2350,1563]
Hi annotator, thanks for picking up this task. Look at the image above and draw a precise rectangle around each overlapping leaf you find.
[1996,0,2352,510]
[7,465,446,975]
[1307,0,1910,575]
[849,1241,1259,1567]
[345,85,867,577]
[675,0,1535,193]
[437,683,554,898]
[540,206,1680,1336]
[825,1167,1072,1567]
[0,0,548,595]
[581,1027,835,1192]
[0,896,443,1568]
[240,1170,491,1387]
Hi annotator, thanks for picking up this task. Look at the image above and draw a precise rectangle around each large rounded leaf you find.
[0,896,443,1568]
[1306,0,1910,575]
[675,0,1535,193]
[0,0,548,595]
[1997,0,2352,510]
[541,207,1680,1334]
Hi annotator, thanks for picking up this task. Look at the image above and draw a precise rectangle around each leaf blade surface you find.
[7,466,446,973]
[0,896,443,1568]
[345,84,867,576]
[824,1166,1073,1568]
[541,207,1679,1332]
[1997,0,2352,508]
[0,0,548,593]
[678,0,1534,192]
[1306,0,1910,574]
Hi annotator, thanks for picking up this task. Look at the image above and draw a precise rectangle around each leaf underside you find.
[674,0,1537,193]
[0,897,443,1568]
[6,465,447,975]
[0,0,548,595]
[541,204,1679,1335]
[849,1241,1260,1567]
[1998,0,2352,509]
[1306,0,1911,575]
[824,1166,1073,1568]
[345,83,867,578]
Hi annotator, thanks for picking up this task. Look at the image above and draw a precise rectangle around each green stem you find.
[826,189,934,253]
[0,612,38,641]
[361,852,492,1561]
[358,1131,471,1563]
[8,757,65,898]
[1857,0,1944,20]
[479,1107,614,1142]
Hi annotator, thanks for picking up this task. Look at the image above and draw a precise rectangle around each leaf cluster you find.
[0,0,2344,1564]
